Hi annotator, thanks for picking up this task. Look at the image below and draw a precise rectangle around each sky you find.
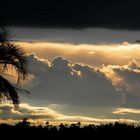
[0,27,139,125]
[1,0,140,125]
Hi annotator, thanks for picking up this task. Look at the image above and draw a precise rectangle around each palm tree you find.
[0,27,29,109]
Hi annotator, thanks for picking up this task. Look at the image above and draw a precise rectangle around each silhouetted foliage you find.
[0,121,139,139]
[16,118,30,127]
[0,27,29,108]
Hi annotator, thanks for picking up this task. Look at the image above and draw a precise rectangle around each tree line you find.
[0,119,139,139]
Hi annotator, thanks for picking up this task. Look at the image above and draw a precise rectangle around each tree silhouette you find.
[16,118,30,127]
[0,27,29,108]
[0,121,139,139]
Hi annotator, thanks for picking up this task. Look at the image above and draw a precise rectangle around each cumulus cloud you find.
[23,53,123,111]
[23,53,140,113]
[1,53,140,124]
[102,60,140,108]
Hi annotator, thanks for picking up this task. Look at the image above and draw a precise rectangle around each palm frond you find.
[0,75,20,109]
[0,28,10,43]
[0,27,29,108]
[0,28,28,82]
[0,42,28,83]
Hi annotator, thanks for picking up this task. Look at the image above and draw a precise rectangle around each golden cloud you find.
[113,108,140,115]
[0,103,139,125]
[12,41,140,66]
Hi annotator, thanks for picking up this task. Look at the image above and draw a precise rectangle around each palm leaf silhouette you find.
[0,27,29,108]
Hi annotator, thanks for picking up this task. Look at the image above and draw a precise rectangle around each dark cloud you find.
[25,54,122,108]
[2,0,140,29]
[25,54,140,111]
[2,55,140,122]
[105,61,140,108]
[10,28,140,44]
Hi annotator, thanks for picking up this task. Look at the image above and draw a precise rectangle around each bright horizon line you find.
[0,103,140,125]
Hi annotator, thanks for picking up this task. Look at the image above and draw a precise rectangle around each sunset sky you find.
[1,0,140,125]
